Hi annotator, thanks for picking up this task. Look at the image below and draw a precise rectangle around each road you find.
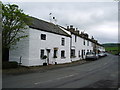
[2,54,119,88]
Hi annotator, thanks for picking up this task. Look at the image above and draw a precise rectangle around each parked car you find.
[85,52,99,61]
[98,52,107,57]
[104,52,108,56]
[115,52,120,56]
[98,53,104,57]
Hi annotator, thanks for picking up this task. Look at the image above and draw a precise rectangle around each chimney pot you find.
[67,26,69,29]
[92,36,94,39]
[70,25,73,29]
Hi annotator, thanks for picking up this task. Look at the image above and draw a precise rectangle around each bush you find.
[42,55,47,59]
[2,61,18,69]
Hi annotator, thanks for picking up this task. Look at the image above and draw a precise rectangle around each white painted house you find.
[9,16,71,66]
[59,25,94,61]
[9,16,105,66]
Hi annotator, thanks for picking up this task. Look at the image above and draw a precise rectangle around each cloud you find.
[3,2,118,43]
[86,21,118,43]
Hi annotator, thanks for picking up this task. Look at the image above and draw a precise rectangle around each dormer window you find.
[41,34,46,40]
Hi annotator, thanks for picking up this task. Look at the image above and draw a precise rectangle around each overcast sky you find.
[3,1,118,44]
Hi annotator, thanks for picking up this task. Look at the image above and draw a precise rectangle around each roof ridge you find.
[26,15,71,37]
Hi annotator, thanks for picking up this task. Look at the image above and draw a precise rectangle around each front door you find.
[46,49,50,65]
[81,50,84,59]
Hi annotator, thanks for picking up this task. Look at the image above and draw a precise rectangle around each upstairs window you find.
[87,41,89,46]
[75,35,77,42]
[61,50,65,58]
[61,38,65,46]
[83,39,85,45]
[41,34,46,40]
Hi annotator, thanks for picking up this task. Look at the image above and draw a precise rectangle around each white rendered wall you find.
[71,34,93,61]
[29,28,71,66]
[9,26,95,66]
[99,46,105,52]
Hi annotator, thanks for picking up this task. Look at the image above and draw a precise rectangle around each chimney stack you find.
[67,26,69,29]
[84,33,89,38]
[91,36,94,40]
[70,25,73,29]
[76,29,79,34]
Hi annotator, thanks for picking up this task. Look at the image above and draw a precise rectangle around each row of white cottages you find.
[9,16,105,66]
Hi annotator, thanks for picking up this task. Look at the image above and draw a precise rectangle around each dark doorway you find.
[46,49,50,65]
[81,50,84,59]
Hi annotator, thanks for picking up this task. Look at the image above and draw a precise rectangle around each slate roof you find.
[26,16,71,37]
[59,25,103,47]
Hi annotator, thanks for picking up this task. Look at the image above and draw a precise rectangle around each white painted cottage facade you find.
[59,25,94,62]
[9,16,105,66]
[9,16,71,66]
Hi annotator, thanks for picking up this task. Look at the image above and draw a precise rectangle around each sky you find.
[2,0,119,44]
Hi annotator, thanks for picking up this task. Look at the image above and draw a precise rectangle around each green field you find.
[103,43,120,55]
[105,46,120,55]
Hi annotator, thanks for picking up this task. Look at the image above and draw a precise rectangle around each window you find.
[78,50,80,57]
[81,50,84,58]
[90,50,92,52]
[40,49,44,58]
[61,50,65,58]
[71,49,75,57]
[61,38,65,46]
[89,42,91,46]
[53,50,57,58]
[41,34,46,40]
[87,41,89,46]
[83,39,85,45]
[84,50,85,55]
[75,35,77,42]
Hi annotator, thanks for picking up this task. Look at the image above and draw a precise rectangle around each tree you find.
[2,3,31,61]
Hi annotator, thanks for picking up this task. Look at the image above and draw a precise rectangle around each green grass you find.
[105,46,120,54]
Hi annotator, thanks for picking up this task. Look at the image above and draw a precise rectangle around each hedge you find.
[2,61,18,69]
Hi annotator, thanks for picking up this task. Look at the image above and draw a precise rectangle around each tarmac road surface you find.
[2,54,119,88]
